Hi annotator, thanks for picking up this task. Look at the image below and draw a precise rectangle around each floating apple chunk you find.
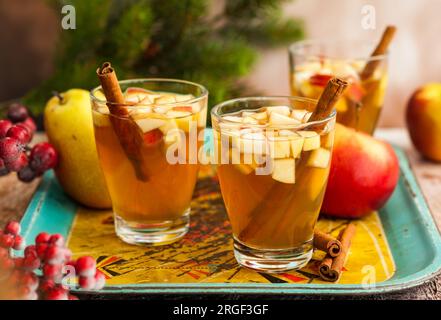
[291,58,387,134]
[213,104,335,249]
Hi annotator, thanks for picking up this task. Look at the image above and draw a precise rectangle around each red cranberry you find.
[38,279,55,293]
[44,246,65,265]
[48,233,64,247]
[35,232,50,244]
[4,221,21,235]
[94,270,106,290]
[42,263,62,280]
[143,128,164,146]
[5,152,28,172]
[20,117,36,134]
[6,124,32,144]
[24,245,37,258]
[0,120,12,138]
[12,235,25,250]
[29,142,58,175]
[7,103,29,123]
[0,137,23,163]
[0,233,15,248]
[22,255,41,270]
[79,276,96,290]
[17,166,36,182]
[75,256,96,277]
[36,243,48,259]
[46,287,69,300]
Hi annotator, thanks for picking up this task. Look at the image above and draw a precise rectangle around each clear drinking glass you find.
[90,79,208,245]
[211,96,336,272]
[289,39,388,135]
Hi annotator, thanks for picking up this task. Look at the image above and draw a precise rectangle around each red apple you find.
[406,83,441,162]
[321,124,399,218]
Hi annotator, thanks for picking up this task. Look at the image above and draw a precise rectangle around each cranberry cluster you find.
[0,221,105,300]
[0,104,58,182]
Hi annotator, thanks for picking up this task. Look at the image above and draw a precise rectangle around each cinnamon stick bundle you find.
[96,62,149,182]
[318,223,356,282]
[360,25,396,80]
[313,230,342,257]
[238,78,349,243]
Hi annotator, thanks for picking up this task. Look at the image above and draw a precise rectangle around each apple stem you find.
[52,91,64,104]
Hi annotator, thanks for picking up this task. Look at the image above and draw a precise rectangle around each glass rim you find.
[90,78,209,108]
[211,96,336,130]
[288,39,389,62]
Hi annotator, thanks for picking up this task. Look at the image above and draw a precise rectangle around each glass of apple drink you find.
[91,79,208,245]
[289,39,388,134]
[211,97,336,271]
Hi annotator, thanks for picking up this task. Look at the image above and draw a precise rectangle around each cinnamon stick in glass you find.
[238,78,349,243]
[96,62,149,182]
[360,25,396,80]
[318,223,356,282]
[313,230,342,257]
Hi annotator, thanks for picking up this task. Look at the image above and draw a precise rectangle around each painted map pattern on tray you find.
[67,166,395,285]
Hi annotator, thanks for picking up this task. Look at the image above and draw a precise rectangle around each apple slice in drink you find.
[268,136,291,159]
[166,110,194,132]
[155,94,177,105]
[299,131,320,151]
[271,158,295,184]
[251,111,268,121]
[278,130,305,158]
[125,87,159,104]
[269,112,301,126]
[172,106,193,112]
[232,132,268,155]
[135,117,166,133]
[307,148,330,168]
[266,106,291,116]
[143,128,164,146]
[243,116,259,125]
[291,109,309,122]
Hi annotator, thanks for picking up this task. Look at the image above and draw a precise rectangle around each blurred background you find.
[0,0,439,128]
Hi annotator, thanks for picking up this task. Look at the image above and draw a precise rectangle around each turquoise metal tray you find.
[19,147,441,295]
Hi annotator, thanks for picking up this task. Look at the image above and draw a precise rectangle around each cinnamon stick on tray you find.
[360,25,396,80]
[313,230,342,258]
[238,78,349,243]
[318,223,356,282]
[96,62,149,182]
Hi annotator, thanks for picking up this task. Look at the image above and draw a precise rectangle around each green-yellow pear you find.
[44,89,112,208]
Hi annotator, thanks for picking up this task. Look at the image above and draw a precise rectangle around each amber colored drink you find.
[212,98,336,271]
[91,79,208,245]
[289,40,388,134]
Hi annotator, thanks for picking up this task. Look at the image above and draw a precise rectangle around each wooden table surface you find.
[1,129,440,300]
